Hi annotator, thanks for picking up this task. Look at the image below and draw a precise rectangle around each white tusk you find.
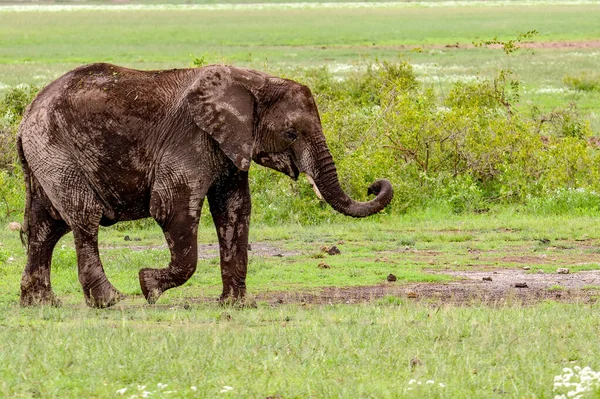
[306,175,324,201]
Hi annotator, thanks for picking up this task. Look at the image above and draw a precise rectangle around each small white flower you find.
[439,383,446,388]
[137,385,146,391]
[116,388,128,395]
[190,386,197,391]
[408,380,416,385]
[554,365,600,399]
[141,391,151,398]
[425,380,435,384]
[157,383,167,390]
[220,386,234,393]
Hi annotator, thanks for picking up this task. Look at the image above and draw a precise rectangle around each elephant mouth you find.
[253,151,299,180]
[290,162,300,180]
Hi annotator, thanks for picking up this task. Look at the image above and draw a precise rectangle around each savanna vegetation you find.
[3,52,600,223]
[1,1,600,398]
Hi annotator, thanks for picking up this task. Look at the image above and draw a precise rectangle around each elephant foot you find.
[21,274,61,307]
[219,289,256,309]
[139,268,165,304]
[20,288,61,307]
[84,284,125,308]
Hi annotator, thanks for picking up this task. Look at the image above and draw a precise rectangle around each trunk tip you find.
[367,179,393,199]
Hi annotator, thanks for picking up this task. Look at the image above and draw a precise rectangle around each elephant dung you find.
[327,246,341,255]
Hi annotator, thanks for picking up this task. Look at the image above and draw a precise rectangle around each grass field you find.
[1,2,600,117]
[3,2,600,398]
[2,301,600,398]
[2,212,600,397]
[3,209,600,304]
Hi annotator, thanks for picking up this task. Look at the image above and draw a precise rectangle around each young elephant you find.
[18,63,393,308]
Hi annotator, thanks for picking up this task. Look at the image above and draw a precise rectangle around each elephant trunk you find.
[304,140,393,218]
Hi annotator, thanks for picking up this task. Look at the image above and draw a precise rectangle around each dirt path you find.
[233,242,600,305]
[254,269,600,306]
[381,39,600,51]
[121,239,600,306]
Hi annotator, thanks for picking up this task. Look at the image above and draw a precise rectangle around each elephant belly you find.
[87,160,153,224]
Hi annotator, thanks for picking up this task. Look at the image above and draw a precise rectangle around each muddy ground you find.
[189,242,600,307]
[253,269,600,307]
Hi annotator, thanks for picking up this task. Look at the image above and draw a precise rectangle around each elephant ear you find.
[186,66,263,171]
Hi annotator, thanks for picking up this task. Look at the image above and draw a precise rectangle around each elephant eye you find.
[283,128,298,143]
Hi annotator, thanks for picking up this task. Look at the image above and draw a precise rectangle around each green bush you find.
[0,168,25,221]
[0,62,599,224]
[0,84,39,126]
[0,84,39,171]
[304,62,600,215]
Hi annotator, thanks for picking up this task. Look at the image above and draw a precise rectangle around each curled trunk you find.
[306,141,393,217]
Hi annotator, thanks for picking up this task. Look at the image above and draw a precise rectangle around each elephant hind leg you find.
[22,141,123,308]
[139,208,200,304]
[55,183,124,308]
[72,223,125,308]
[20,192,70,307]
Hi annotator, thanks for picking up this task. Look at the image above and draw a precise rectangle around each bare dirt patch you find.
[121,238,600,307]
[383,39,600,51]
[254,269,600,306]
[513,40,600,49]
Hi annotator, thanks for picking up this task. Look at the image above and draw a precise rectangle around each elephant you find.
[17,63,393,308]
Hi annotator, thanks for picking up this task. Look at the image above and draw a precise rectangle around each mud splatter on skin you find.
[18,63,392,308]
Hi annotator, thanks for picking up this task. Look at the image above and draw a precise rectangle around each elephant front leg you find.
[207,170,251,304]
[139,205,200,304]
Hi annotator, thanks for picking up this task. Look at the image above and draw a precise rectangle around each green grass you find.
[3,209,600,305]
[1,300,599,397]
[2,3,600,396]
[1,3,600,120]
[3,211,600,397]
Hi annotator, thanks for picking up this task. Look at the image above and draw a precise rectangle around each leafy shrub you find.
[0,125,17,172]
[305,62,600,215]
[533,104,592,139]
[0,84,39,125]
[0,60,599,224]
[0,168,25,220]
[0,84,39,171]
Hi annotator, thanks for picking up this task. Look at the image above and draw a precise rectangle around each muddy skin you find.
[18,63,393,308]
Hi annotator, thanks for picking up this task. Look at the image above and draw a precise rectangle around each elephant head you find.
[186,65,393,217]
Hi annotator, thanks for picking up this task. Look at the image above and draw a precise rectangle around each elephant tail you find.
[17,135,31,252]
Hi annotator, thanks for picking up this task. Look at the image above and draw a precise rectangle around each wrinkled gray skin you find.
[17,63,393,308]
